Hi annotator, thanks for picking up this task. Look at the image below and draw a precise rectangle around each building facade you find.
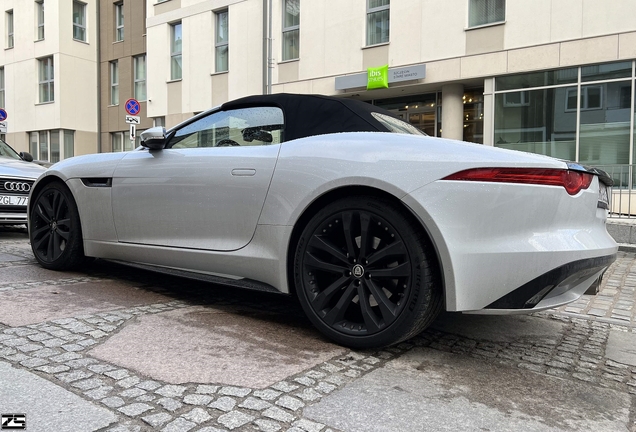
[0,0,99,162]
[146,0,636,170]
[1,0,635,169]
[99,0,152,153]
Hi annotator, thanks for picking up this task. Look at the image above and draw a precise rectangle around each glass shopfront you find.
[373,89,484,143]
[494,61,634,166]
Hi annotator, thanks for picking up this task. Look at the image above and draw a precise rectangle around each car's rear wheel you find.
[294,196,442,349]
[30,182,86,270]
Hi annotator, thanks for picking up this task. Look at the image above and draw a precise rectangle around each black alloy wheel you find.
[30,182,86,270]
[294,196,442,349]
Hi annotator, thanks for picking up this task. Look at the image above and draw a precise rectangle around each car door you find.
[111,106,284,251]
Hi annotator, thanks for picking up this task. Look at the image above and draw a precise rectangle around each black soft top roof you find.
[221,93,393,142]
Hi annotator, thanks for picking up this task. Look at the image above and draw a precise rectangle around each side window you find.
[169,107,285,149]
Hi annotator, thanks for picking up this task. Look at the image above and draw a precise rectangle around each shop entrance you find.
[372,89,484,143]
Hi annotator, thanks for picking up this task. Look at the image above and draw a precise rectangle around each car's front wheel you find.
[294,196,442,349]
[29,181,86,270]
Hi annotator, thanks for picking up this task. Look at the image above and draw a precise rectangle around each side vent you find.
[81,178,112,188]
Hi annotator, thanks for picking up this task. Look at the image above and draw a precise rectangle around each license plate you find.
[0,195,28,206]
[599,184,609,206]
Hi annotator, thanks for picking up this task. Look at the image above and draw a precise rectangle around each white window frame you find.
[282,0,299,61]
[133,55,146,101]
[6,10,14,48]
[503,91,529,107]
[111,131,135,152]
[215,10,229,73]
[36,1,45,41]
[115,2,124,42]
[366,1,390,46]
[73,1,87,42]
[29,129,74,162]
[565,86,604,112]
[468,0,505,28]
[110,61,119,105]
[170,22,182,80]
[38,56,54,103]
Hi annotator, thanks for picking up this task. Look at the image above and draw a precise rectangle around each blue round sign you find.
[125,99,140,116]
[0,109,8,122]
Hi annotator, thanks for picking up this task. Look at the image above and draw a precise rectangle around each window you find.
[366,0,389,46]
[36,1,44,40]
[64,130,74,158]
[565,86,603,111]
[30,130,74,162]
[38,57,54,103]
[111,131,135,152]
[73,1,86,42]
[170,107,284,149]
[282,0,299,61]
[0,68,4,108]
[110,61,119,105]
[115,2,124,41]
[6,10,13,48]
[468,0,505,28]
[134,55,146,101]
[503,91,529,107]
[170,22,182,80]
[215,11,228,73]
[154,117,165,128]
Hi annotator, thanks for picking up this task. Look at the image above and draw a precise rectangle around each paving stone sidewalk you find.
[556,251,636,327]
[0,233,635,432]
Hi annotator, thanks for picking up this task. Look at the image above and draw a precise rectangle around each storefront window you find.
[495,87,577,161]
[496,68,577,91]
[581,61,631,82]
[494,60,636,167]
[579,81,631,165]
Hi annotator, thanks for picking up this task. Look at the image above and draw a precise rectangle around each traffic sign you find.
[0,109,8,122]
[125,99,140,116]
[125,115,140,124]
[129,124,136,142]
[0,121,6,133]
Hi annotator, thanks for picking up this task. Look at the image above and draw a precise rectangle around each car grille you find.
[0,178,35,196]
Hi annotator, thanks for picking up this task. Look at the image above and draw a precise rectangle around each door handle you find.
[231,169,256,176]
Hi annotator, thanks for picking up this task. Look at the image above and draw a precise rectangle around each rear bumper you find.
[465,254,615,315]
[403,176,618,312]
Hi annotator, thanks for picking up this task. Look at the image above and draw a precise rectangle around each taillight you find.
[442,168,593,196]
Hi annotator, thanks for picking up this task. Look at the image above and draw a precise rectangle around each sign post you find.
[0,109,8,133]
[124,99,141,146]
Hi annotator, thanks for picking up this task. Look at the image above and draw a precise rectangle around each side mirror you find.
[19,152,34,162]
[140,127,167,150]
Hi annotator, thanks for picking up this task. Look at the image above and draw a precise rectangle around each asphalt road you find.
[0,225,635,432]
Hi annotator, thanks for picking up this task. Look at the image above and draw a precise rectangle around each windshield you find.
[0,140,21,160]
[371,112,427,136]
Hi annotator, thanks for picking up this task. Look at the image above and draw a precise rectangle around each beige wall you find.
[0,0,99,155]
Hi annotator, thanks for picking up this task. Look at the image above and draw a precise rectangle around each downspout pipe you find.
[96,0,102,153]
[262,0,268,95]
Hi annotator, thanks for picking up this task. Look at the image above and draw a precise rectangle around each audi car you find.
[0,139,45,225]
[27,93,617,348]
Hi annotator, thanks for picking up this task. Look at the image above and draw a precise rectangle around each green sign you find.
[367,64,389,90]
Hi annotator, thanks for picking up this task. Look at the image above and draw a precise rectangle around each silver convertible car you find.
[28,94,617,348]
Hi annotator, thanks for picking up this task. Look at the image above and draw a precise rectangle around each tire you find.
[294,196,442,349]
[29,181,87,270]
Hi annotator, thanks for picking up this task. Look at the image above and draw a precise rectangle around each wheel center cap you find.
[51,222,57,230]
[352,264,365,278]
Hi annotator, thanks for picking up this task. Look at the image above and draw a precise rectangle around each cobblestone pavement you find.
[0,226,635,432]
